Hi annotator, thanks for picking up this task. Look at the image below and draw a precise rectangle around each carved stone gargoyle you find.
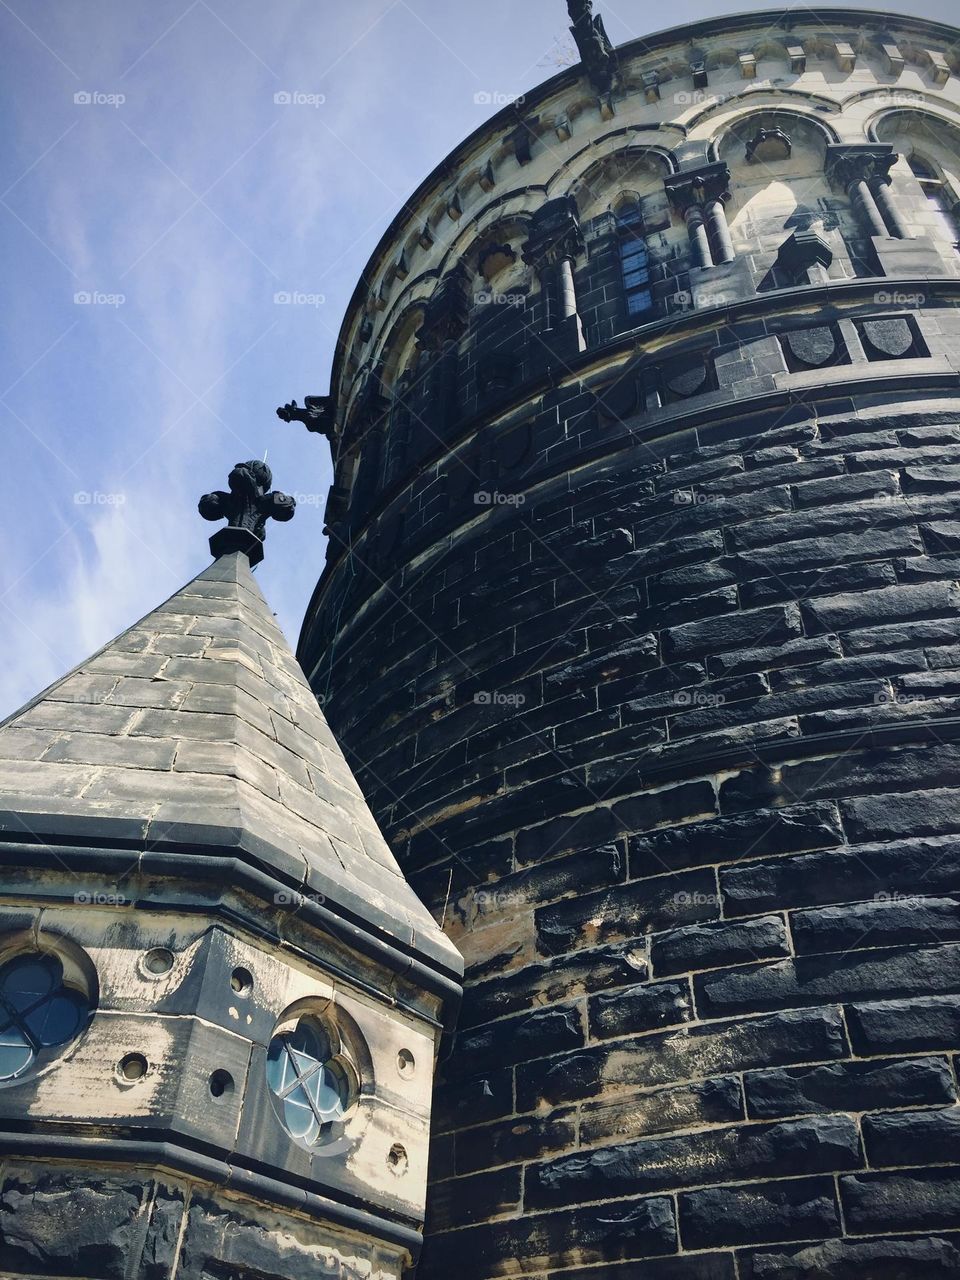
[567,0,620,93]
[276,395,336,441]
[198,459,295,568]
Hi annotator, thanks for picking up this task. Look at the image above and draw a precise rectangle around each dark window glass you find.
[616,207,654,321]
[0,953,90,1080]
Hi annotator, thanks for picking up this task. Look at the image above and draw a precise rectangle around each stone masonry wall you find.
[308,376,960,1278]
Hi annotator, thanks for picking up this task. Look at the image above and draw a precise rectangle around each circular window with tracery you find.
[0,952,92,1081]
[265,1010,359,1149]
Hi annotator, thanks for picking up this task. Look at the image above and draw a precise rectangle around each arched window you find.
[616,202,653,319]
[909,155,959,249]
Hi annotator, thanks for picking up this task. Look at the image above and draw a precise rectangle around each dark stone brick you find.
[427,1166,522,1232]
[741,1234,960,1279]
[421,1196,677,1279]
[526,1115,861,1208]
[847,995,960,1055]
[546,1256,736,1280]
[516,809,620,865]
[841,789,960,842]
[863,1107,960,1167]
[679,1176,840,1249]
[696,946,960,1019]
[841,1168,960,1233]
[535,868,720,954]
[720,837,960,917]
[0,1170,146,1279]
[433,1068,516,1134]
[651,916,790,976]
[721,744,960,811]
[735,526,922,577]
[802,582,960,635]
[663,605,802,659]
[455,1111,576,1175]
[630,803,843,875]
[612,780,717,835]
[791,897,960,955]
[515,1006,846,1109]
[590,979,693,1038]
[744,1056,956,1118]
[450,1004,584,1079]
[461,940,648,1028]
[708,635,842,678]
[581,1076,743,1145]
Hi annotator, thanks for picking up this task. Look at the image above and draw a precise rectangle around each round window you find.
[0,952,92,1081]
[265,1013,357,1148]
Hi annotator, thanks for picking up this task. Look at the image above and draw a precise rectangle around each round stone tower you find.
[297,7,960,1276]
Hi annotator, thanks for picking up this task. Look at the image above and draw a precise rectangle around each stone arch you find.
[713,107,837,250]
[871,107,960,191]
[379,304,427,393]
[560,145,675,222]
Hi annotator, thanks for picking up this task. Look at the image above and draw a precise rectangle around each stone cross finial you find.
[199,459,295,567]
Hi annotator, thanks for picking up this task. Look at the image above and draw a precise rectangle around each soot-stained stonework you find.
[296,7,960,1279]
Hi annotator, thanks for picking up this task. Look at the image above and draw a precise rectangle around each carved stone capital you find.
[522,196,585,269]
[416,266,470,351]
[664,162,732,213]
[825,143,898,190]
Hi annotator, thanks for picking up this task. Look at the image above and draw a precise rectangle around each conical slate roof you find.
[0,551,460,977]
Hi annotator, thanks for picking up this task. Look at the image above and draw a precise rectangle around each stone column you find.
[685,205,713,269]
[522,195,587,359]
[850,178,889,238]
[704,198,735,265]
[557,256,578,318]
[826,143,902,241]
[872,180,909,239]
[664,162,734,272]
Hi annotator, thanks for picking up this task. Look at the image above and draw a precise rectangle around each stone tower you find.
[0,462,461,1278]
[293,5,960,1277]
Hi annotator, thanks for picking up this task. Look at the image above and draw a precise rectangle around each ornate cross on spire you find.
[198,460,295,567]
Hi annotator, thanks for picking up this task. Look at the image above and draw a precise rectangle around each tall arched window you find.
[909,155,959,249]
[616,201,653,320]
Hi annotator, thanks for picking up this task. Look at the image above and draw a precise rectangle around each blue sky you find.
[0,0,951,717]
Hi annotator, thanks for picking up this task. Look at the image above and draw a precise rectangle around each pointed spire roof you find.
[0,551,460,979]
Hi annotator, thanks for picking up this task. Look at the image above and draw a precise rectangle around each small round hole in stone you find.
[387,1144,408,1176]
[230,966,253,996]
[118,1053,147,1081]
[209,1069,234,1098]
[397,1048,416,1078]
[141,948,174,976]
